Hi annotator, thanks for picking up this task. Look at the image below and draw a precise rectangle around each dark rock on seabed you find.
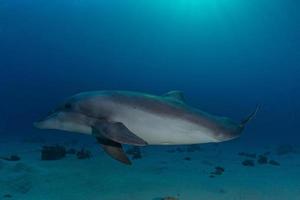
[215,166,225,172]
[162,197,179,200]
[3,194,12,198]
[183,157,191,161]
[218,188,226,194]
[41,145,66,160]
[242,159,255,167]
[210,166,225,176]
[153,196,180,200]
[269,160,280,166]
[257,155,268,164]
[76,149,91,159]
[0,155,21,161]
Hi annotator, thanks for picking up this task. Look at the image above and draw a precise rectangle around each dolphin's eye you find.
[64,103,72,109]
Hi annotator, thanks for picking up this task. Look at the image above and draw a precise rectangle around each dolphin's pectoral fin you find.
[92,122,148,146]
[96,137,131,165]
[163,90,185,102]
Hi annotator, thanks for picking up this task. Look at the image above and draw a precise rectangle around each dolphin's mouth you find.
[33,112,59,129]
[33,121,42,129]
[33,117,45,129]
[33,118,48,129]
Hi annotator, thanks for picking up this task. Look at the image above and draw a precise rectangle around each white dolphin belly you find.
[112,105,218,145]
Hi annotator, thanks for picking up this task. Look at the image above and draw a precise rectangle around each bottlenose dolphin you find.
[34,90,259,165]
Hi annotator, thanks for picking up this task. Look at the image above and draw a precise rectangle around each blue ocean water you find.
[0,1,300,199]
[1,0,299,144]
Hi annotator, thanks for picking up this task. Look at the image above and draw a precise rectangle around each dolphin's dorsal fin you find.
[163,90,185,102]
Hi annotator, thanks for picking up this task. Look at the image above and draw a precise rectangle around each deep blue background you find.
[0,0,299,144]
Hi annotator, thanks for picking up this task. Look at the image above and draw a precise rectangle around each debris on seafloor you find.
[257,155,268,164]
[183,157,191,161]
[153,196,180,200]
[3,194,12,198]
[269,160,280,166]
[126,146,142,160]
[242,159,255,167]
[215,166,225,173]
[76,148,91,159]
[276,144,297,156]
[0,155,21,161]
[238,152,257,159]
[210,166,225,176]
[41,145,66,160]
[162,197,179,200]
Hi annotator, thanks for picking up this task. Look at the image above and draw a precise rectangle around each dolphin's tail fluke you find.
[240,105,260,127]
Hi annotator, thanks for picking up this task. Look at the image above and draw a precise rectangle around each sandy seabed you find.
[0,136,299,200]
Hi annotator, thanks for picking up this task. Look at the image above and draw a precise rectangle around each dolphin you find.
[34,90,259,165]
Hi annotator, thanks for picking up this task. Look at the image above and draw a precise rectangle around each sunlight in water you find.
[151,0,243,16]
[137,0,247,43]
[140,0,246,31]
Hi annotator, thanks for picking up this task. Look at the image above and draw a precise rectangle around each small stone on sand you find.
[76,149,91,159]
[269,160,280,166]
[3,194,12,198]
[41,145,66,160]
[210,166,225,176]
[242,160,255,167]
[183,157,191,161]
[1,155,21,161]
[257,155,268,164]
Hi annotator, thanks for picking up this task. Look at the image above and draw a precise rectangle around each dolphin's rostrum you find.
[34,90,259,165]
